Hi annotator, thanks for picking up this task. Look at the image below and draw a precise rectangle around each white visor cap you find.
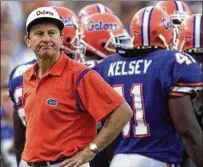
[26,7,64,34]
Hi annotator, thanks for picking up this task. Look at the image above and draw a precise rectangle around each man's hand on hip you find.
[58,147,95,167]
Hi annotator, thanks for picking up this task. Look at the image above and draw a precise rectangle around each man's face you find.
[25,23,63,59]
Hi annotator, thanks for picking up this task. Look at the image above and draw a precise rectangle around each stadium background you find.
[1,1,202,167]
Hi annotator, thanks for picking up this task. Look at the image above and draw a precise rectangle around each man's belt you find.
[27,156,69,166]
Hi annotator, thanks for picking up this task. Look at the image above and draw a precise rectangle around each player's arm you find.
[169,95,202,167]
[193,90,203,129]
[165,52,203,167]
[13,108,26,166]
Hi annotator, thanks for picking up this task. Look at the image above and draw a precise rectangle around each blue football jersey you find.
[94,49,203,164]
[8,60,36,126]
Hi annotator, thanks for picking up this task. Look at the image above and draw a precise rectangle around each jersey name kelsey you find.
[108,60,152,76]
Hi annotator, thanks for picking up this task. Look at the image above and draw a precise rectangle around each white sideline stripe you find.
[172,86,203,92]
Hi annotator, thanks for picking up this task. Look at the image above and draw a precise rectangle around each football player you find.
[93,6,202,167]
[9,6,81,167]
[9,60,36,167]
[178,14,203,167]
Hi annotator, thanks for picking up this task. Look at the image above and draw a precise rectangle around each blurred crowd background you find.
[1,1,202,167]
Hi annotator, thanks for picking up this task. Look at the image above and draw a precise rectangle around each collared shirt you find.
[22,51,125,162]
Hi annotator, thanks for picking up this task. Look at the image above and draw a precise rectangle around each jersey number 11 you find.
[114,84,150,138]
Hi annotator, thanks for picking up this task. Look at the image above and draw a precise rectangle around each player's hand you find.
[58,147,96,167]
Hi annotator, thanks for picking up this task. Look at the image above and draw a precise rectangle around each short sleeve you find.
[77,70,125,122]
[168,52,203,97]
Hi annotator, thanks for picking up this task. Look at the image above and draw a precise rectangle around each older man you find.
[21,6,132,167]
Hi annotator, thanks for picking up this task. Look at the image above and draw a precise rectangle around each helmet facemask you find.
[170,12,189,50]
[105,30,133,52]
[61,19,85,62]
[80,29,133,59]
